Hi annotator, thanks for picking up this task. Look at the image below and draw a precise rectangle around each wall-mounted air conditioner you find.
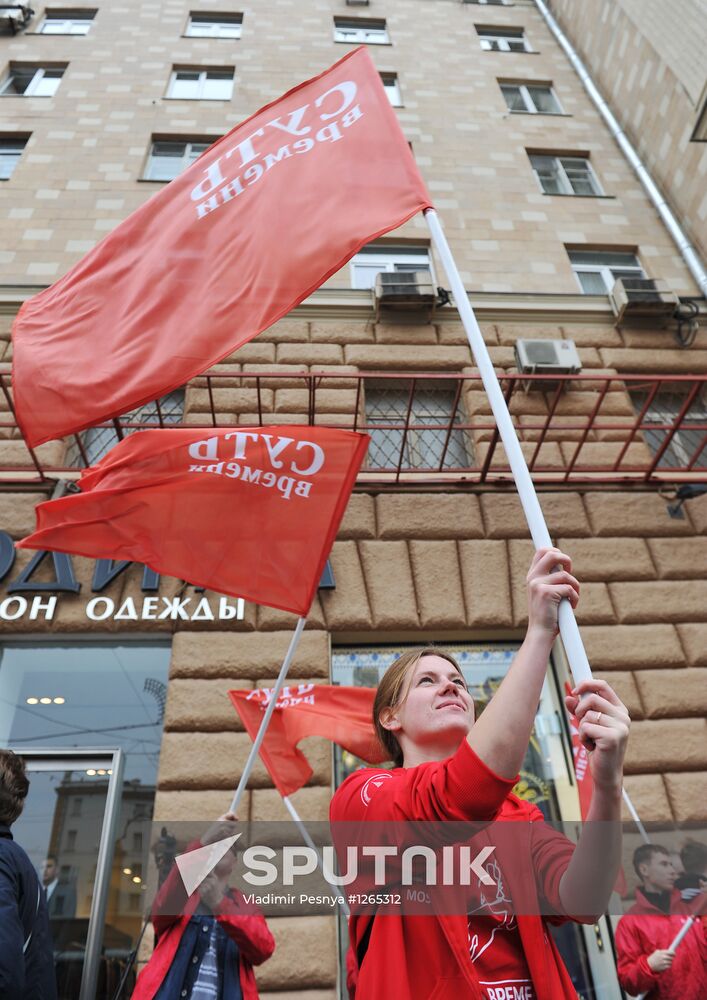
[0,4,34,33]
[373,270,437,322]
[609,277,679,326]
[515,339,581,391]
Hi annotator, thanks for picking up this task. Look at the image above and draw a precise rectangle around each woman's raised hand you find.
[526,546,580,637]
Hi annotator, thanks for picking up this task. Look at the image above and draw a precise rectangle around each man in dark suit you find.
[0,748,58,1000]
[41,854,77,919]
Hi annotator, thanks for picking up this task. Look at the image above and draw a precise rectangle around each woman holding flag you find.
[331,546,630,1000]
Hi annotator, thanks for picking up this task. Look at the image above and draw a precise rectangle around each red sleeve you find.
[525,805,596,925]
[330,739,517,823]
[214,891,275,966]
[150,853,192,937]
[615,915,660,995]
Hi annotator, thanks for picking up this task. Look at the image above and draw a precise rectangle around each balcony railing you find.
[0,368,705,488]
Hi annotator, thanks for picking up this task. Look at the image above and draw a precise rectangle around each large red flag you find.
[229,685,387,797]
[12,47,432,447]
[16,426,368,615]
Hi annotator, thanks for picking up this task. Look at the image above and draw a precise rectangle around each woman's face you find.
[383,655,475,753]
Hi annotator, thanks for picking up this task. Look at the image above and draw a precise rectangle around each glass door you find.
[10,748,125,1000]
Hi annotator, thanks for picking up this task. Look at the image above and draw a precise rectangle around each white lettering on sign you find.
[189,79,362,220]
[186,431,323,499]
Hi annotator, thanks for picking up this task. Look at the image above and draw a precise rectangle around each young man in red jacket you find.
[615,843,706,1000]
[131,813,274,1000]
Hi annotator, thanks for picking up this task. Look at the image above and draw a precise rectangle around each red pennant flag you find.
[564,683,626,895]
[229,684,387,797]
[564,682,594,820]
[12,47,432,448]
[16,426,367,616]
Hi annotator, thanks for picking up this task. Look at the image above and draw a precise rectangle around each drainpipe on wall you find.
[533,0,707,300]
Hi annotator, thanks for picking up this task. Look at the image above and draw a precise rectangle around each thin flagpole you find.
[229,616,307,816]
[426,207,589,678]
[424,208,648,831]
[621,787,650,844]
[282,794,351,917]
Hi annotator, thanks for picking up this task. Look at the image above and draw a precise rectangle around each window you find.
[0,136,28,179]
[477,27,530,52]
[500,82,561,114]
[365,379,469,471]
[568,250,645,295]
[632,386,707,470]
[166,68,234,100]
[66,389,184,466]
[38,9,96,34]
[333,17,389,44]
[132,831,143,853]
[144,139,212,181]
[0,64,65,97]
[185,12,242,38]
[350,246,431,290]
[529,154,602,196]
[71,797,83,817]
[380,72,401,106]
[464,0,507,4]
[66,829,77,851]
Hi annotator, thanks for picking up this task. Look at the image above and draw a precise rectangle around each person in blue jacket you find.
[0,748,57,1000]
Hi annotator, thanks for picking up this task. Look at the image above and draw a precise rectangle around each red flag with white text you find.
[12,47,432,447]
[229,684,387,797]
[16,426,368,616]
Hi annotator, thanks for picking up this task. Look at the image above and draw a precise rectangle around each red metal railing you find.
[0,368,705,488]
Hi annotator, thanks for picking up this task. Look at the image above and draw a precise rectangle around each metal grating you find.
[1,368,705,488]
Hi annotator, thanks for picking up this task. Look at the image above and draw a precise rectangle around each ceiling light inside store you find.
[132,876,142,884]
[39,697,52,704]
[53,697,65,704]
[123,867,132,876]
[26,697,39,704]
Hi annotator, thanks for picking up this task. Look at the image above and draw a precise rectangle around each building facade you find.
[1,1,706,998]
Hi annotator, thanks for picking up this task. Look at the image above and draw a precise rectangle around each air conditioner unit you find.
[609,277,679,325]
[373,270,437,322]
[514,339,582,388]
[0,4,33,33]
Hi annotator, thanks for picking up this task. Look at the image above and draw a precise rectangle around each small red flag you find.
[565,682,594,820]
[229,685,387,797]
[16,426,368,616]
[13,46,432,447]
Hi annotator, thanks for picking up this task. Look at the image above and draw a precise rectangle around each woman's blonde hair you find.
[372,646,466,768]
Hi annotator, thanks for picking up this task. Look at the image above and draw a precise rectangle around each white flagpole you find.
[621,787,650,844]
[282,794,351,916]
[425,207,649,832]
[425,208,591,683]
[229,616,307,816]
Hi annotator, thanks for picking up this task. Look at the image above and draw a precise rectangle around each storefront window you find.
[0,640,170,999]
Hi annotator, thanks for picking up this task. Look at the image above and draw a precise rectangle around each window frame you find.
[333,17,390,44]
[143,138,213,182]
[38,9,96,34]
[349,247,433,290]
[380,72,402,107]
[0,136,29,179]
[633,386,707,470]
[185,11,243,38]
[166,67,235,101]
[500,82,561,114]
[568,250,645,295]
[0,65,65,97]
[363,377,470,472]
[529,154,603,196]
[477,27,531,52]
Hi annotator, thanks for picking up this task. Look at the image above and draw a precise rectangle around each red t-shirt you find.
[468,851,535,1000]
